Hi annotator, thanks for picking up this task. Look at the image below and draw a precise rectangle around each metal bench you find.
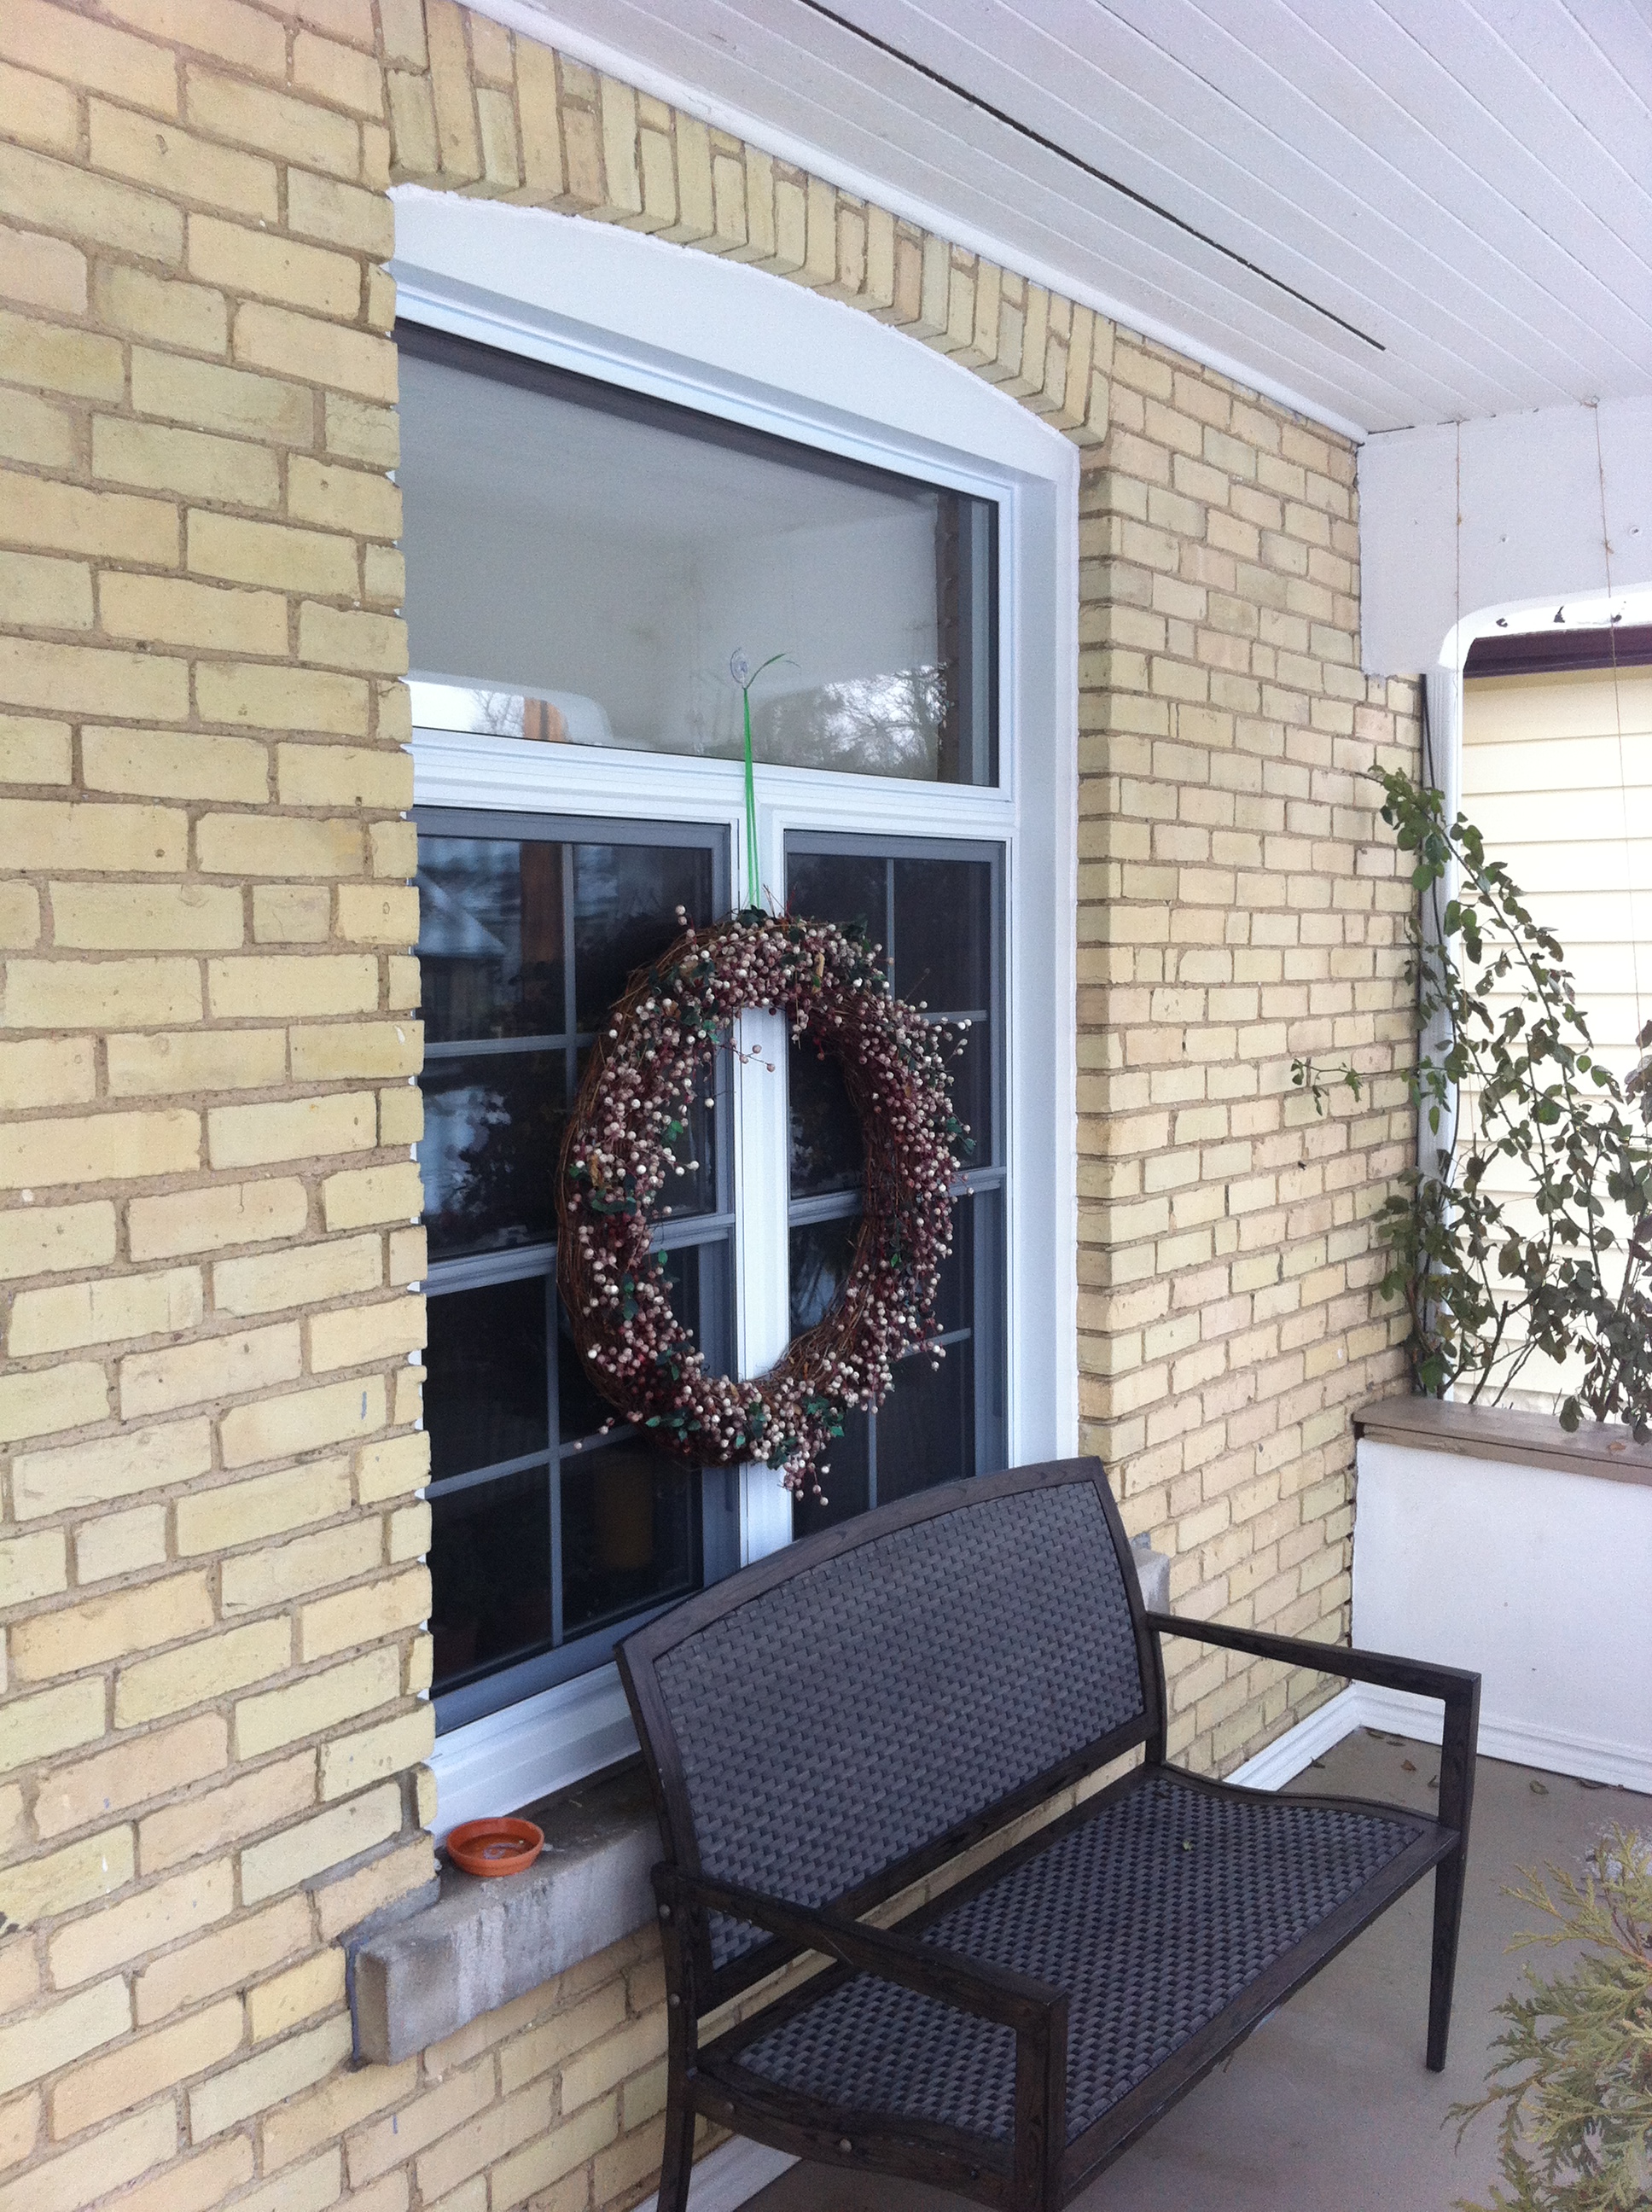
[619,1457,1479,2212]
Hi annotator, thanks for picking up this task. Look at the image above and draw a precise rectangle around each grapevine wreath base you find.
[556,906,970,1496]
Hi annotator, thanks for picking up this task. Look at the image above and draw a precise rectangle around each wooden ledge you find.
[1352,1394,1652,1488]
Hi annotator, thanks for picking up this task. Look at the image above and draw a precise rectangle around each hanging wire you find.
[1591,403,1646,1046]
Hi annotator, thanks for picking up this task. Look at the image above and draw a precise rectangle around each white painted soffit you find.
[468,0,1652,445]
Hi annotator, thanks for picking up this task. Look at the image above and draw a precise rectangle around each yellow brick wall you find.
[0,4,1416,2209]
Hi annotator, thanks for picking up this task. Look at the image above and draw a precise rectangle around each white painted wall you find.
[1358,396,1652,675]
[1352,1437,1652,1791]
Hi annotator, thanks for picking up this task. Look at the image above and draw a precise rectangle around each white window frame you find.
[390,189,1079,1833]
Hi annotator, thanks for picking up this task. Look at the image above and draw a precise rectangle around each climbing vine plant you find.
[1294,765,1652,1440]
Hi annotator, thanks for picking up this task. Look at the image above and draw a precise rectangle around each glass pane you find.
[788,851,886,952]
[573,842,713,1034]
[791,1406,870,1540]
[561,1444,699,1636]
[876,1342,973,1505]
[788,1042,863,1200]
[893,857,991,1013]
[418,837,564,1042]
[420,1051,563,1260]
[400,338,997,785]
[945,1016,991,1169]
[557,1288,614,1446]
[430,1466,552,1692]
[934,1193,972,1336]
[425,1277,550,1481]
[789,1211,860,1338]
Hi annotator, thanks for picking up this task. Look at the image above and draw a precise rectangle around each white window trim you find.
[390,190,1079,1835]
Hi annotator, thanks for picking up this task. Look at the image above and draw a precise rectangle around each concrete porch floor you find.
[742,1731,1650,2212]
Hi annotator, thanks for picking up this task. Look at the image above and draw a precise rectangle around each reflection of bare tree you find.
[431,1070,564,1253]
[753,666,946,777]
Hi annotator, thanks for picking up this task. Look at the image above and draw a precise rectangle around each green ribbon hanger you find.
[730,649,788,913]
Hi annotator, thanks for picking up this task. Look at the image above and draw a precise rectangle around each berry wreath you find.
[556,905,972,1497]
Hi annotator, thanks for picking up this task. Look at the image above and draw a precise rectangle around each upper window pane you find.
[398,326,998,785]
[418,836,564,1044]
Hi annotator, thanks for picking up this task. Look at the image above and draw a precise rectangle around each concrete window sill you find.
[350,1761,659,2064]
[1353,1392,1652,1487]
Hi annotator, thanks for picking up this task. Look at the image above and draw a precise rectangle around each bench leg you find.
[1426,1848,1467,2070]
[658,2071,696,2212]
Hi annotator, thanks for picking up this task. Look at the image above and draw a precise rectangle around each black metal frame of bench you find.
[620,1458,1479,2212]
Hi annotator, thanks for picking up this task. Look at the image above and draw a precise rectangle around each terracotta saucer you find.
[446,1816,544,1878]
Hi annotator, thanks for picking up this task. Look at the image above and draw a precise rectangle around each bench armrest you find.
[1143,1611,1480,1840]
[654,1864,1063,2034]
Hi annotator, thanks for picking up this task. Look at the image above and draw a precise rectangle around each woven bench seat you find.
[620,1458,1480,2211]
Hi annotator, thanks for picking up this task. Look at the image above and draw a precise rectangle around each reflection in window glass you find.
[561,1446,700,1638]
[420,1052,563,1260]
[399,328,998,785]
[418,838,564,1042]
[424,1277,550,1482]
[430,1467,553,1689]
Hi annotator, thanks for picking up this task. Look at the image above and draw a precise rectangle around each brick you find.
[241,1781,402,1903]
[198,661,369,736]
[115,1616,291,1728]
[209,958,381,1026]
[139,1749,315,1877]
[130,1176,308,1261]
[0,549,91,629]
[101,573,288,657]
[93,416,282,506]
[354,1429,428,1505]
[185,67,360,179]
[334,883,418,945]
[2,0,177,111]
[324,392,398,467]
[48,1860,235,1988]
[0,1680,106,1777]
[3,957,201,1031]
[174,1458,352,1554]
[0,1528,66,1607]
[14,1413,213,1519]
[316,1832,433,1941]
[222,1515,381,1613]
[7,798,188,875]
[206,1092,376,1170]
[255,883,332,942]
[288,456,401,538]
[108,1027,288,1098]
[0,2103,173,2212]
[3,1106,199,1193]
[120,1321,302,1419]
[0,57,79,157]
[288,169,394,259]
[14,1572,214,1685]
[188,2012,354,2141]
[307,1295,424,1376]
[0,711,72,784]
[196,812,363,878]
[0,1200,115,1280]
[110,2138,258,2212]
[248,1948,346,2042]
[52,1994,244,2137]
[216,1231,381,1317]
[0,222,85,315]
[189,510,357,596]
[298,602,408,675]
[291,1021,421,1081]
[0,306,119,399]
[50,879,247,950]
[0,634,189,719]
[0,469,177,567]
[94,105,282,233]
[74,1501,169,1585]
[9,1266,201,1355]
[132,346,311,444]
[0,142,182,265]
[236,302,396,405]
[188,218,358,325]
[421,2077,595,2203]
[93,260,227,355]
[219,1374,387,1470]
[0,1359,108,1444]
[227,2147,344,2212]
[236,1648,400,1761]
[278,742,411,809]
[0,1831,133,1945]
[102,0,288,79]
[322,1161,423,1231]
[0,384,73,467]
[319,1704,433,1802]
[34,1713,227,1842]
[300,1564,428,1662]
[294,29,384,118]
[135,1893,308,2025]
[0,881,40,948]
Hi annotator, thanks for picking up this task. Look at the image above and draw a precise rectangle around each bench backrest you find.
[620,1458,1161,2000]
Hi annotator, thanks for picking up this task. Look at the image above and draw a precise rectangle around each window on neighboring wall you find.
[402,325,1011,1737]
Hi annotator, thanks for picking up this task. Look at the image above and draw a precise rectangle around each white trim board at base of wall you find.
[633,2137,799,2212]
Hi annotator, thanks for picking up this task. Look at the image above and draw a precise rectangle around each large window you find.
[405,328,1012,1742]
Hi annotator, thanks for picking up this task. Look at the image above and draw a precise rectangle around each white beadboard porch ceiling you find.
[477,0,1652,441]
